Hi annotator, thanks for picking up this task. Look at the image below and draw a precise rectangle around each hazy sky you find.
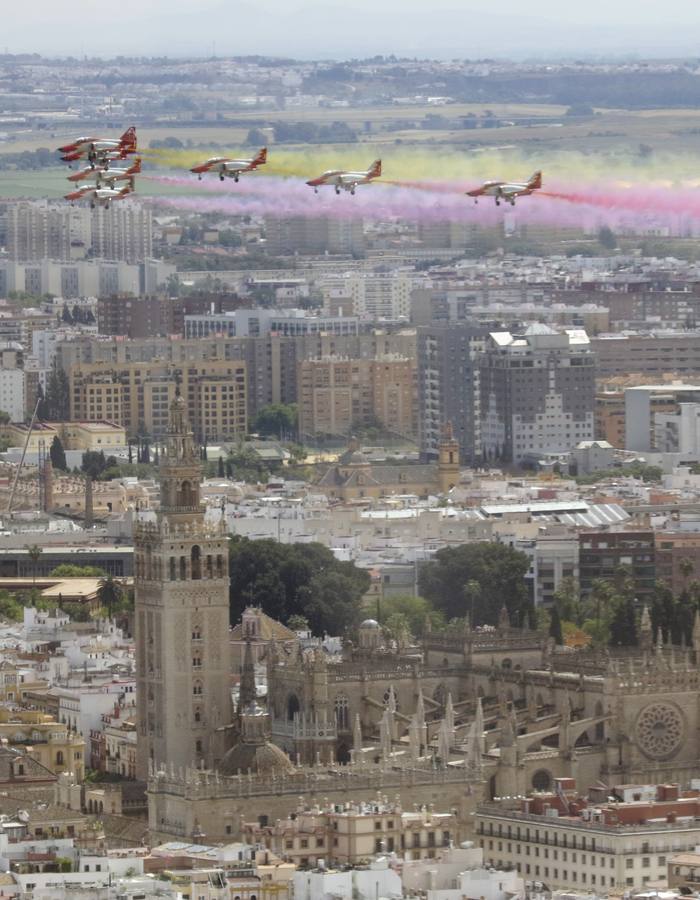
[6,0,700,59]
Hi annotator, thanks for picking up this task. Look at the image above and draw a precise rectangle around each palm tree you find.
[25,545,43,586]
[680,557,694,588]
[97,575,122,618]
[463,579,481,626]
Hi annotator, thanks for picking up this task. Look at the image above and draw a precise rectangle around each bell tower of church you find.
[437,421,460,493]
[135,395,232,779]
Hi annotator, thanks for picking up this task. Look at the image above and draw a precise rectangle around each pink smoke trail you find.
[143,172,700,234]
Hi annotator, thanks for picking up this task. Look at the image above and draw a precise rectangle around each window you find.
[642,858,650,868]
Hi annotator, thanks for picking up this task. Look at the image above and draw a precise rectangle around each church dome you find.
[218,738,294,776]
[218,701,295,777]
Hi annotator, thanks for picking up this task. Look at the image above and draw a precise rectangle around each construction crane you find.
[6,397,41,516]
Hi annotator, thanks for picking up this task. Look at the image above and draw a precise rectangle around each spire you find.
[445,692,455,734]
[474,697,485,756]
[693,610,700,651]
[416,688,425,731]
[437,718,451,766]
[353,714,363,754]
[409,715,421,760]
[640,603,652,651]
[238,640,256,714]
[379,709,392,759]
[465,720,483,779]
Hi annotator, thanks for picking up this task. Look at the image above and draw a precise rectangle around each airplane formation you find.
[59,127,140,209]
[56,126,544,209]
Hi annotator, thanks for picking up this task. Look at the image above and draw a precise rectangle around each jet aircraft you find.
[306,159,382,195]
[466,171,542,206]
[64,183,134,209]
[190,148,267,181]
[58,127,137,168]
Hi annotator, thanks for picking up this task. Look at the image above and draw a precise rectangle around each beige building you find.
[475,781,700,892]
[69,360,247,441]
[0,709,85,781]
[243,799,456,867]
[315,426,460,501]
[668,848,700,891]
[1,421,126,453]
[298,355,417,440]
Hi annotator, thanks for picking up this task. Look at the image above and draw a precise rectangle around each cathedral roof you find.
[317,463,439,489]
[230,611,298,643]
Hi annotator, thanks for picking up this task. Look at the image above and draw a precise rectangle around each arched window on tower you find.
[216,555,224,578]
[169,557,176,581]
[191,546,202,580]
[335,695,349,731]
[193,680,203,696]
[180,557,187,581]
[178,480,194,508]
[206,555,213,579]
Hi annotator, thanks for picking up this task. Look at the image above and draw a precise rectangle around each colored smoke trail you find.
[144,172,700,234]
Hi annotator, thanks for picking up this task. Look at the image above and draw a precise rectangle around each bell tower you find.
[135,395,232,779]
[437,421,460,493]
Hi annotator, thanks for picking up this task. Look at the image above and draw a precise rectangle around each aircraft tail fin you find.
[368,159,382,178]
[130,158,142,174]
[253,147,267,165]
[120,126,137,147]
[527,170,542,189]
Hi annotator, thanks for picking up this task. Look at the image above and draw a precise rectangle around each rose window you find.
[635,703,684,760]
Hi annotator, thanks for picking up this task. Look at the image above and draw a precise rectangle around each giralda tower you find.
[135,395,231,778]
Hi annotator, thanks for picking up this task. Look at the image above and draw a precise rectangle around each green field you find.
[0,168,205,201]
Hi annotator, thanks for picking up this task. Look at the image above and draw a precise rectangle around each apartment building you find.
[417,321,488,463]
[480,325,595,464]
[297,354,416,439]
[476,780,700,891]
[592,332,700,379]
[243,799,456,867]
[69,359,247,441]
[578,529,656,600]
[5,200,153,263]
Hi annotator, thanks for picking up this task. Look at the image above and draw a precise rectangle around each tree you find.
[49,436,67,471]
[553,577,582,625]
[25,544,43,585]
[463,580,481,624]
[287,614,309,632]
[609,595,638,647]
[42,360,70,421]
[97,575,123,618]
[549,605,564,645]
[418,543,530,627]
[377,594,444,637]
[598,226,617,250]
[246,128,268,146]
[50,564,107,577]
[254,403,298,440]
[228,537,370,634]
[81,451,107,479]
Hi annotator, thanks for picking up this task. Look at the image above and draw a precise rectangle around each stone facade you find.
[135,395,233,779]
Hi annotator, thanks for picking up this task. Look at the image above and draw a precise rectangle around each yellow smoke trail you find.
[145,145,700,187]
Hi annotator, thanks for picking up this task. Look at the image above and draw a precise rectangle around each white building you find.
[292,858,402,900]
[0,368,25,422]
